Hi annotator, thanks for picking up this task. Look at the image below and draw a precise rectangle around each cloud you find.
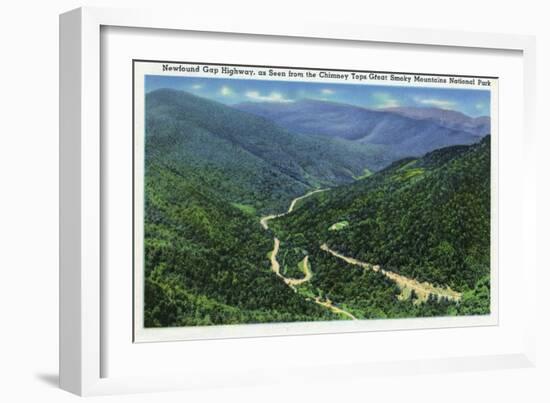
[475,102,486,110]
[220,86,233,96]
[372,92,400,108]
[380,99,399,108]
[415,97,456,109]
[245,91,293,103]
[321,89,335,95]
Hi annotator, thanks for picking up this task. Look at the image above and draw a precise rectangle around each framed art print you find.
[59,7,537,396]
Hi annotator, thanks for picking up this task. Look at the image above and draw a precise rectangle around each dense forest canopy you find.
[270,137,491,318]
[146,89,391,214]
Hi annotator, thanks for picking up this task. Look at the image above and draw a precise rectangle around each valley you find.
[142,87,491,328]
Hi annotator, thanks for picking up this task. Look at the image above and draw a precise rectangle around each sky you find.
[145,75,490,117]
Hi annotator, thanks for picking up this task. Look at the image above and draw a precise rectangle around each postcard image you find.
[133,60,496,341]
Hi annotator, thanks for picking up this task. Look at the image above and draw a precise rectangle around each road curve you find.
[313,297,357,320]
[269,238,283,278]
[285,256,312,286]
[287,189,327,213]
[260,189,356,320]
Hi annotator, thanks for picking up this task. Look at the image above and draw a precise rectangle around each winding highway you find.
[259,187,461,320]
[320,244,462,302]
[261,189,357,320]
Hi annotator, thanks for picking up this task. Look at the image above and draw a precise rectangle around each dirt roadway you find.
[260,188,461,319]
[320,244,462,303]
[261,190,356,320]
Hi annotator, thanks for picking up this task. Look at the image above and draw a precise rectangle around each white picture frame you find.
[59,6,537,396]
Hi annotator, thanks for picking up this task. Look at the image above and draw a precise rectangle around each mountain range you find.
[146,89,392,214]
[143,88,492,326]
[384,106,490,135]
[235,99,489,158]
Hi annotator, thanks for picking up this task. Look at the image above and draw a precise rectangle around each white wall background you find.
[0,0,548,401]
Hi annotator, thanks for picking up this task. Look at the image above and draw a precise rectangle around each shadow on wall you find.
[35,373,59,388]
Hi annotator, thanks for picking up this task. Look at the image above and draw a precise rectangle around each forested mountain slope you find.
[146,89,389,214]
[143,161,337,326]
[144,89,392,326]
[269,137,491,317]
